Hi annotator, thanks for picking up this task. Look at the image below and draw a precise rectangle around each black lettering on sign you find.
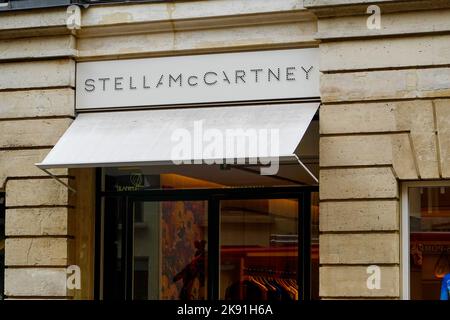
[114,77,123,90]
[301,66,313,80]
[222,71,231,84]
[84,78,95,92]
[268,68,280,82]
[250,69,263,83]
[143,76,151,89]
[235,70,246,84]
[98,77,110,91]
[204,72,218,85]
[129,76,137,90]
[188,75,198,87]
[169,74,182,87]
[286,67,296,81]
[156,75,164,88]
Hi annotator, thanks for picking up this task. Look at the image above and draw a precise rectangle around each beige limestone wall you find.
[0,40,75,297]
[306,0,450,299]
[0,24,74,299]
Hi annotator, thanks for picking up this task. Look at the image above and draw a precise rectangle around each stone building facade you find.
[0,0,450,300]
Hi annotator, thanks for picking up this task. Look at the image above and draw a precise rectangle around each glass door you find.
[219,198,300,301]
[102,197,208,300]
[100,187,318,300]
[130,200,208,300]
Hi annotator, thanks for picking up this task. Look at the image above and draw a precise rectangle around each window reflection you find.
[220,199,299,300]
[409,187,450,300]
[133,201,208,300]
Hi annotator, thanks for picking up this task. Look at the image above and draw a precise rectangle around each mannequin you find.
[441,273,450,300]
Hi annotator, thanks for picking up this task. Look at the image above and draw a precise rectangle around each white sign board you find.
[76,48,319,110]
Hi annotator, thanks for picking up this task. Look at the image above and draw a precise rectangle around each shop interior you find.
[99,121,319,301]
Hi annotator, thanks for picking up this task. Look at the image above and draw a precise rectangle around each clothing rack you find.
[270,234,298,245]
[243,267,297,278]
[225,267,299,300]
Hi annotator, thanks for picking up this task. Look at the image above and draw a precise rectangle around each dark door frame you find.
[96,181,318,301]
[0,192,5,301]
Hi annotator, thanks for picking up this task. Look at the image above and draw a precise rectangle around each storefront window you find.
[132,200,208,300]
[220,199,299,300]
[408,186,450,300]
[102,196,208,300]
[99,168,318,300]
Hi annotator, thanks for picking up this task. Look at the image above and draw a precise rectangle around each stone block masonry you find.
[306,0,450,299]
[0,27,75,299]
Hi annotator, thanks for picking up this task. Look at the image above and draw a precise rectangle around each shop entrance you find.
[99,181,318,301]
[95,114,319,301]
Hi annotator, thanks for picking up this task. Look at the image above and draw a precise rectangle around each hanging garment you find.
[225,280,265,301]
[225,273,299,301]
[434,252,450,279]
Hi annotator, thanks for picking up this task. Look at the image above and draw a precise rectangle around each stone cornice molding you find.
[304,0,450,17]
[0,0,315,40]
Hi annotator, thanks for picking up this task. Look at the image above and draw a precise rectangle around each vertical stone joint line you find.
[432,100,443,179]
[407,132,421,180]
[25,239,33,266]
[389,163,399,180]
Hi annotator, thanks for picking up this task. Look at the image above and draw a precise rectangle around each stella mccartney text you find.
[83,66,314,92]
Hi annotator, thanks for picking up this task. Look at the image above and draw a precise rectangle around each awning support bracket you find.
[293,154,319,184]
[39,168,77,194]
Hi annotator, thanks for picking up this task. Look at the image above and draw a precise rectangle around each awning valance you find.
[36,103,319,179]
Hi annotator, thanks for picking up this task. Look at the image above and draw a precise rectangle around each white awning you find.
[36,103,319,174]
